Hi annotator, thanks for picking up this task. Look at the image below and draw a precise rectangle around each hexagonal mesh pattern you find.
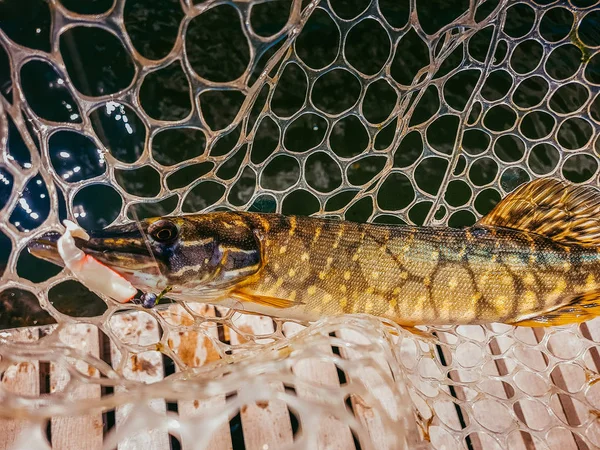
[0,0,600,448]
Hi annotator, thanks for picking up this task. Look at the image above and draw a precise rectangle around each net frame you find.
[0,0,599,449]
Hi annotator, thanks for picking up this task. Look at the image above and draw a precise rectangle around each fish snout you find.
[28,229,165,292]
[28,229,157,271]
[27,231,65,267]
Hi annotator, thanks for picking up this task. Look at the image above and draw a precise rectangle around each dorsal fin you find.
[477,177,600,247]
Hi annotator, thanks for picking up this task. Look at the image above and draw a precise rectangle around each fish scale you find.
[28,178,600,329]
[243,215,596,325]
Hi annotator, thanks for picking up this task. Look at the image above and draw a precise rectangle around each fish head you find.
[27,213,263,296]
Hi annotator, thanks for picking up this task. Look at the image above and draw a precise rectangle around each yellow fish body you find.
[29,178,600,327]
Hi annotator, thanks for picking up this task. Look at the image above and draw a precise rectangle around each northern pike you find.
[28,178,600,327]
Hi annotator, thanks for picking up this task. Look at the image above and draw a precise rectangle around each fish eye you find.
[148,220,178,243]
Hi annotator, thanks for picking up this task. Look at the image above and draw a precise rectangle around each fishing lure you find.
[134,286,173,309]
[28,178,600,327]
[56,220,137,303]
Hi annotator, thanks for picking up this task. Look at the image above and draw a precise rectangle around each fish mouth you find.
[27,231,65,267]
[27,226,164,278]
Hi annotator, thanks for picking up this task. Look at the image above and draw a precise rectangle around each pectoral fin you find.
[230,290,304,309]
[400,325,436,340]
[509,289,600,327]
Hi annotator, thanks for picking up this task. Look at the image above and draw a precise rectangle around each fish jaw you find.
[27,228,168,293]
[27,231,65,267]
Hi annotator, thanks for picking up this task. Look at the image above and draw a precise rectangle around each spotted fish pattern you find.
[27,178,600,328]
[236,211,600,326]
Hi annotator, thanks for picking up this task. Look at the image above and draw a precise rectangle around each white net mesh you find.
[1,0,600,448]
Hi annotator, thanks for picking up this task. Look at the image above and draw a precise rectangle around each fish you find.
[27,178,600,327]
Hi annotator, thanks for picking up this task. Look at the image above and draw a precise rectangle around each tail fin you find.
[477,178,600,327]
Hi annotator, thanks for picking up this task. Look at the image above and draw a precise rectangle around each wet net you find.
[0,0,600,448]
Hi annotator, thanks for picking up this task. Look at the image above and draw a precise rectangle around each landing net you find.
[0,0,599,448]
